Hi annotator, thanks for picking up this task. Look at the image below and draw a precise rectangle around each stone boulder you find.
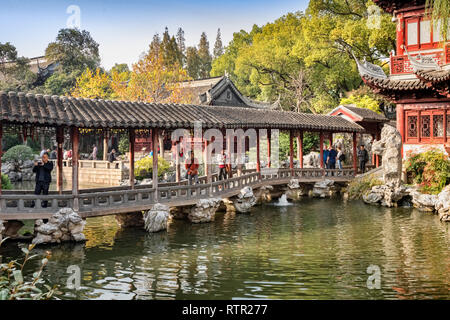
[233,186,257,213]
[1,220,24,239]
[411,192,438,212]
[372,125,403,186]
[144,203,170,233]
[286,179,309,200]
[363,184,409,207]
[115,212,145,228]
[32,208,86,245]
[254,185,273,204]
[303,152,320,168]
[0,220,4,242]
[188,198,222,223]
[435,185,450,222]
[362,186,385,205]
[312,179,336,198]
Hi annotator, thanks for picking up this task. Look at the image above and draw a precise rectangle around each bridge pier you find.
[115,212,145,228]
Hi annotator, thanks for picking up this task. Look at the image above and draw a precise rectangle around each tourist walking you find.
[217,150,227,180]
[357,144,369,174]
[185,152,199,185]
[32,153,53,208]
[327,145,337,170]
[90,144,98,160]
[49,146,57,160]
[108,149,117,162]
[337,147,345,170]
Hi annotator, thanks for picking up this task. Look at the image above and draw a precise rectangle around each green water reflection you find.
[1,199,449,300]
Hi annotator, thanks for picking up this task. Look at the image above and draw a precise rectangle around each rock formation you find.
[233,186,257,213]
[254,185,273,204]
[371,124,403,186]
[144,203,170,233]
[0,220,4,242]
[33,208,86,245]
[115,212,145,228]
[312,179,338,198]
[435,185,450,222]
[1,220,24,239]
[303,152,320,168]
[188,198,222,223]
[1,159,35,182]
[285,179,309,200]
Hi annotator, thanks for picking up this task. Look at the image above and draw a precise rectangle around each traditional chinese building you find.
[355,0,450,158]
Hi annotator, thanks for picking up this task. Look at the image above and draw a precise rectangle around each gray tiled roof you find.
[0,91,364,132]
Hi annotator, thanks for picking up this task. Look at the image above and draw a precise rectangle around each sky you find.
[0,0,308,70]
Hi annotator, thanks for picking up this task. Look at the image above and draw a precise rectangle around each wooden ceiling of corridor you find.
[0,91,364,133]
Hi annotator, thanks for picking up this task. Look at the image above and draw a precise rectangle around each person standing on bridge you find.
[185,152,199,185]
[357,144,369,174]
[217,149,227,180]
[32,153,53,208]
[90,144,98,160]
[327,145,337,170]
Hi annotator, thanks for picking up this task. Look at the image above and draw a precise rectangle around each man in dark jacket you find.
[33,153,53,208]
[357,144,369,174]
[327,145,337,170]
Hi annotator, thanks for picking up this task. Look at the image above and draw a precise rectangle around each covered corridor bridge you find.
[0,91,364,220]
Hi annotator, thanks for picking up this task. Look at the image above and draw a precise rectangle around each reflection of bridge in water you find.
[0,168,355,220]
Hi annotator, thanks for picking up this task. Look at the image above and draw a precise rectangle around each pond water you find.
[1,198,449,300]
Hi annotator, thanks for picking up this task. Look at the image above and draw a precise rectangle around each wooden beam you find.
[204,137,212,183]
[159,130,164,157]
[152,128,159,200]
[256,129,261,173]
[319,132,324,169]
[352,132,358,174]
[129,128,135,189]
[226,131,233,178]
[289,130,294,173]
[297,130,303,169]
[71,127,80,211]
[56,126,64,194]
[267,129,271,168]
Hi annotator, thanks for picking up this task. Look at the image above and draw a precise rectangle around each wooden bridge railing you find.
[0,168,355,216]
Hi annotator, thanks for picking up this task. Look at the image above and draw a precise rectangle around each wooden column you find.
[152,128,159,200]
[443,107,447,144]
[376,130,381,168]
[256,129,261,173]
[56,126,64,194]
[319,131,324,169]
[289,130,294,173]
[329,132,333,147]
[226,130,233,178]
[103,130,108,160]
[267,129,271,168]
[0,122,2,195]
[237,134,243,176]
[371,133,376,166]
[352,132,358,174]
[297,130,303,169]
[71,127,80,211]
[158,131,164,157]
[204,138,211,183]
[175,140,181,183]
[129,128,135,189]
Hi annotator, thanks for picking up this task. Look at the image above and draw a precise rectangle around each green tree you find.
[44,28,100,95]
[176,27,186,66]
[198,32,212,78]
[213,28,224,59]
[0,43,36,92]
[426,0,450,39]
[186,46,201,79]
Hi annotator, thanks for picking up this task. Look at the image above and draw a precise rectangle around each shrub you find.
[135,156,170,180]
[0,242,58,300]
[1,174,12,190]
[346,175,383,200]
[405,149,450,194]
[2,145,34,168]
[118,135,129,155]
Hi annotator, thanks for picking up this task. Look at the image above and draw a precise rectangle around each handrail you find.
[0,168,354,215]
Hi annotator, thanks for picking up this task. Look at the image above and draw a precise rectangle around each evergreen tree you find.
[149,33,161,57]
[186,46,201,79]
[160,27,182,66]
[176,27,186,56]
[198,32,212,79]
[213,28,224,59]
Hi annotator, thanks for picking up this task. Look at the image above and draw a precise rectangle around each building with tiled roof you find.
[354,0,450,158]
[179,74,279,109]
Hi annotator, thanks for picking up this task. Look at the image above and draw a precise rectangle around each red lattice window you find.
[433,114,444,137]
[421,115,431,137]
[407,115,418,137]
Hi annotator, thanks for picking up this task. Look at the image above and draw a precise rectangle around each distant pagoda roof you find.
[373,0,426,13]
